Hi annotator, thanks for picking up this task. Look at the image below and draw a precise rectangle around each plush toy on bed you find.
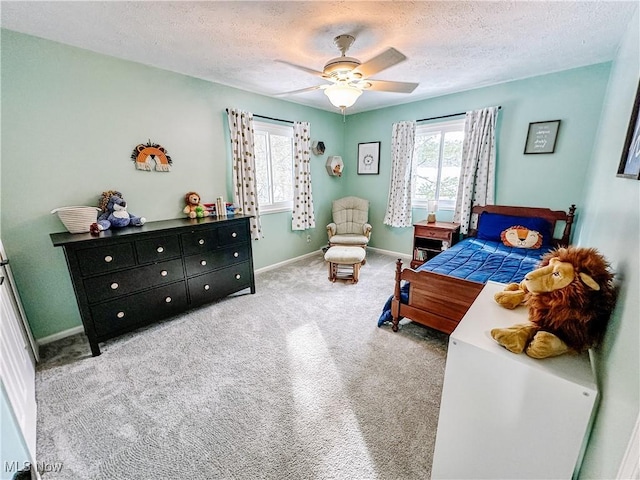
[93,190,146,231]
[183,191,209,219]
[491,246,615,359]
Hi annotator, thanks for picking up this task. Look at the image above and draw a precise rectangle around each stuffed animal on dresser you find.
[183,191,209,219]
[492,246,616,359]
[93,190,146,231]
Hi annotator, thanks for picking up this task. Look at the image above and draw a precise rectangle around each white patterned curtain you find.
[453,106,499,234]
[227,108,262,240]
[292,122,316,231]
[383,121,416,227]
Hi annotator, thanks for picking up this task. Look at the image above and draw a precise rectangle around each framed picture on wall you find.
[617,80,640,179]
[358,141,380,175]
[524,120,561,154]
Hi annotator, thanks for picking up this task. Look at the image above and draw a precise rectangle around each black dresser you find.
[51,215,255,356]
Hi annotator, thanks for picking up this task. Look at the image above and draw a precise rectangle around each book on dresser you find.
[50,215,255,356]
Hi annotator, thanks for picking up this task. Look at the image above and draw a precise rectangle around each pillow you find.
[500,225,544,249]
[477,212,553,246]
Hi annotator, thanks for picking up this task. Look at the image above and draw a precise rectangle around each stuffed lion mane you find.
[492,246,616,358]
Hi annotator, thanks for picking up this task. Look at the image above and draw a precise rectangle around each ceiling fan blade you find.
[364,79,419,94]
[275,85,325,96]
[275,60,327,78]
[353,47,407,78]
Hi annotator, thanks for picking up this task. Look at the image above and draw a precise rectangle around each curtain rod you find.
[417,106,501,123]
[225,109,294,124]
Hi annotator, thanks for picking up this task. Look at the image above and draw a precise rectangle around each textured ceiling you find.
[1,1,637,114]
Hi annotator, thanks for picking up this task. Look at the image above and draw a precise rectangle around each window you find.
[253,121,294,213]
[412,119,465,210]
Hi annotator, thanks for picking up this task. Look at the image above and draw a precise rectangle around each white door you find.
[0,239,37,460]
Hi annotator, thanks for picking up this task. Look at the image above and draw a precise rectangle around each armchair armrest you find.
[363,223,372,239]
[327,222,337,237]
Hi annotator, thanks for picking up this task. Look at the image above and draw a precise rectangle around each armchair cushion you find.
[327,197,372,247]
[328,233,370,246]
[332,196,369,235]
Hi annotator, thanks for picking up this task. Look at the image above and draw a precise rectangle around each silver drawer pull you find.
[161,270,168,277]
[116,311,125,319]
[200,260,207,266]
[198,239,205,245]
[204,284,210,291]
[235,274,241,280]
[233,252,239,258]
[110,282,119,290]
[104,255,113,263]
[156,246,164,253]
[231,232,237,238]
[165,296,172,303]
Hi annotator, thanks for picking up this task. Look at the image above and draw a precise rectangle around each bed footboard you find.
[391,259,484,334]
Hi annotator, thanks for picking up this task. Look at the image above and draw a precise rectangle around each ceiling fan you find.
[277,34,419,112]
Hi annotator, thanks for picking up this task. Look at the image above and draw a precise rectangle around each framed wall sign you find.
[358,141,380,175]
[524,120,561,154]
[617,80,640,179]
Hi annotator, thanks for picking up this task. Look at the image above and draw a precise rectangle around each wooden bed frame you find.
[390,204,576,334]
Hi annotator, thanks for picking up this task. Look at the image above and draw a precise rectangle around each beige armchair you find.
[326,196,372,248]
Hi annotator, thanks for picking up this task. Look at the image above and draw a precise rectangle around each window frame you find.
[411,118,466,211]
[253,120,295,214]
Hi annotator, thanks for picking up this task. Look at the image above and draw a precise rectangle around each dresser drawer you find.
[415,226,452,241]
[218,222,249,246]
[136,235,180,264]
[84,258,184,304]
[91,282,188,338]
[181,227,218,255]
[77,243,136,276]
[183,245,250,276]
[188,262,252,306]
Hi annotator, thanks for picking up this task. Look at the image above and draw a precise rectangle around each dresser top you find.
[51,215,252,247]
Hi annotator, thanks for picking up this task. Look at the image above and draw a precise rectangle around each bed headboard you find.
[469,204,576,246]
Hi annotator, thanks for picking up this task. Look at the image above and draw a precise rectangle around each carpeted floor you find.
[36,250,449,479]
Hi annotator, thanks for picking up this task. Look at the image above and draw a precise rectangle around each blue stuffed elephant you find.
[95,193,145,231]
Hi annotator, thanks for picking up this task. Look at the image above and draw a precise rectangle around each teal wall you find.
[1,22,638,478]
[1,384,31,480]
[0,30,345,339]
[574,7,639,479]
[343,64,611,254]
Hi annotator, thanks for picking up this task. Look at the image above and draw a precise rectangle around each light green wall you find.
[0,30,344,339]
[343,64,611,255]
[1,384,31,480]
[2,23,638,478]
[574,8,639,479]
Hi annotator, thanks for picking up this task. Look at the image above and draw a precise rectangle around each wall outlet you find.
[306,234,311,243]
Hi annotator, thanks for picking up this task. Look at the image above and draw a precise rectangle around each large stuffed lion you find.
[492,246,616,359]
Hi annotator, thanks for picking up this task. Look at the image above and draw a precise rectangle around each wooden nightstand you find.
[411,220,460,269]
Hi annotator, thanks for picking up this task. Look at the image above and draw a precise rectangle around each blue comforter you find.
[377,238,550,327]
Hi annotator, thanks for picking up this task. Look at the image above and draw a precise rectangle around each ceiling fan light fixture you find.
[324,83,362,110]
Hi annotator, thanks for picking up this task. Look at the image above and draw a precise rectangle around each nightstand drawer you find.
[136,235,180,264]
[84,258,183,304]
[77,243,136,276]
[91,282,188,338]
[415,226,452,241]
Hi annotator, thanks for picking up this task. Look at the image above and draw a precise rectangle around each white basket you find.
[51,206,100,234]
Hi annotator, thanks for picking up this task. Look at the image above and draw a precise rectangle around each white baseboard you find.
[255,250,322,275]
[37,326,84,346]
[367,246,412,260]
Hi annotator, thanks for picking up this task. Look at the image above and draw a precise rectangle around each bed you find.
[378,204,576,334]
